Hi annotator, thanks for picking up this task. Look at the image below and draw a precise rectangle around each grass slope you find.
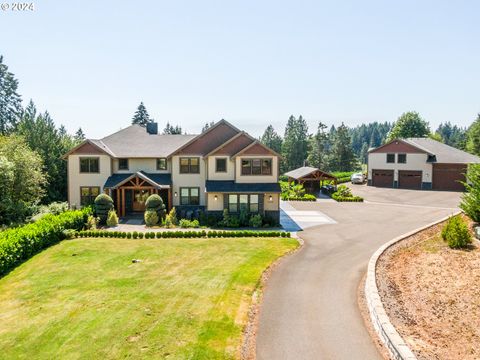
[0,237,297,359]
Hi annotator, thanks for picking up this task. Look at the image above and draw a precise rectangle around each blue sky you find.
[1,0,479,138]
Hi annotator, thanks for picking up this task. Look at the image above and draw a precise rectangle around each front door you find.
[133,189,150,212]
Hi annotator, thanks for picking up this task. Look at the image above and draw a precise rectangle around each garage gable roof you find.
[404,138,480,164]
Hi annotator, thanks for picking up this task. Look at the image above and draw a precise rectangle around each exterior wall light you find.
[214,195,218,201]
[269,195,273,202]
[174,192,178,197]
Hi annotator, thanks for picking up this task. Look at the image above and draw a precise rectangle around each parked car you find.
[351,173,365,184]
[321,184,336,194]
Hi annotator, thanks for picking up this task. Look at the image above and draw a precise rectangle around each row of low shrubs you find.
[331,185,364,202]
[75,230,291,239]
[281,194,317,201]
[0,208,91,276]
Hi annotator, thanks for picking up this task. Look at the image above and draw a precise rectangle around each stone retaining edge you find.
[365,211,461,360]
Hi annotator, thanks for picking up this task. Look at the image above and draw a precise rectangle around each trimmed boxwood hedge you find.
[331,192,364,202]
[0,208,91,276]
[75,229,291,239]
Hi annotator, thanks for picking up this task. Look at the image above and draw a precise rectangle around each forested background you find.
[1,54,480,225]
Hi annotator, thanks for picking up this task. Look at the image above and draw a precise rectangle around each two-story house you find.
[63,120,282,223]
[367,137,480,191]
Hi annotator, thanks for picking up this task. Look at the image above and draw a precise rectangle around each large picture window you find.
[180,157,200,174]
[180,187,200,205]
[79,157,99,173]
[228,194,259,213]
[241,158,272,176]
[80,187,100,206]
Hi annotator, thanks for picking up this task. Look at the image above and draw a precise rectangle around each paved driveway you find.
[256,186,461,360]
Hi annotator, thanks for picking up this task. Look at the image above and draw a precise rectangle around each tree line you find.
[260,111,480,174]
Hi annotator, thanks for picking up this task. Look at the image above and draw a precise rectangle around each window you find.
[229,194,238,213]
[250,194,259,212]
[241,158,272,176]
[216,158,227,172]
[118,158,129,170]
[398,154,407,164]
[180,187,200,205]
[157,158,167,170]
[79,157,99,173]
[386,154,395,163]
[180,157,200,174]
[227,194,259,213]
[80,187,100,206]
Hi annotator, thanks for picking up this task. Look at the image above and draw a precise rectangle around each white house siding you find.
[235,156,279,183]
[206,156,235,180]
[68,154,111,208]
[112,158,170,173]
[171,155,206,206]
[368,153,433,184]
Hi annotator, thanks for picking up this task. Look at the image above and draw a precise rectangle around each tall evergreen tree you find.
[387,111,430,141]
[75,127,86,143]
[260,125,283,154]
[466,114,480,156]
[163,122,182,134]
[307,122,328,169]
[281,115,309,172]
[328,123,356,171]
[131,102,152,127]
[436,122,467,149]
[17,100,76,202]
[0,56,22,134]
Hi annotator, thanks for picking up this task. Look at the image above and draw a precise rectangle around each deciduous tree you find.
[387,111,430,141]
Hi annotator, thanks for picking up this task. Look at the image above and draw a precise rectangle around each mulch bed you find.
[376,216,480,360]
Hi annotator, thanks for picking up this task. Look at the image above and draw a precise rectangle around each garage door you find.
[433,164,466,191]
[398,170,422,190]
[372,169,394,188]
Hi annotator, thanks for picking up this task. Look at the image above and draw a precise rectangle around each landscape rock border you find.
[365,212,460,360]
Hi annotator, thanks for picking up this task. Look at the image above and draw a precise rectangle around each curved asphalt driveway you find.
[256,186,461,360]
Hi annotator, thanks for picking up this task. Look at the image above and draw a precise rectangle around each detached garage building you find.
[367,137,480,191]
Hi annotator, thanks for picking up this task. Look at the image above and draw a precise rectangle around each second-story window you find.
[241,158,272,175]
[398,154,407,164]
[386,154,395,163]
[79,157,99,173]
[180,157,200,174]
[157,158,167,170]
[118,158,129,170]
[216,158,227,172]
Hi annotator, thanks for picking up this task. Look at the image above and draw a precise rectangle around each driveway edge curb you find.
[365,211,461,360]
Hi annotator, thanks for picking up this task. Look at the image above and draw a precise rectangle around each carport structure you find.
[284,166,337,194]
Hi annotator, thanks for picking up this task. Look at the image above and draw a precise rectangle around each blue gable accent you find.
[205,180,281,193]
[104,172,172,189]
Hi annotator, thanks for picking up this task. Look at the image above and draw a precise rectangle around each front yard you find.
[0,236,298,359]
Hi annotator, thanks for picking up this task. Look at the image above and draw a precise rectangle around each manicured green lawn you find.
[0,237,298,359]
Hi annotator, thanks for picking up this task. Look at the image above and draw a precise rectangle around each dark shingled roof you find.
[205,180,281,193]
[104,172,172,189]
[284,166,337,180]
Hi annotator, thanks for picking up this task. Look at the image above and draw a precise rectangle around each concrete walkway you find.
[257,188,461,360]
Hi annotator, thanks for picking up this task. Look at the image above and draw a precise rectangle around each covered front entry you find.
[104,171,172,217]
[372,169,394,188]
[398,170,422,189]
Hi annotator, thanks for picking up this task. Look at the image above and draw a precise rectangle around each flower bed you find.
[76,229,291,239]
[0,208,91,276]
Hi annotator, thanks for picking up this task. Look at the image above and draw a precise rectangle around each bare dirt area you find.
[377,217,480,360]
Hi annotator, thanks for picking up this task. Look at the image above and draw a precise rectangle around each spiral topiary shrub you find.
[94,194,114,224]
